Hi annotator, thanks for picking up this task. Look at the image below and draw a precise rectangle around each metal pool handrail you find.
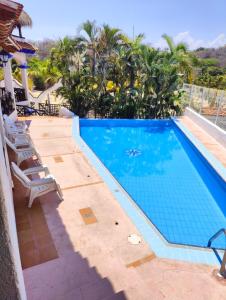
[208,228,226,248]
[208,228,226,279]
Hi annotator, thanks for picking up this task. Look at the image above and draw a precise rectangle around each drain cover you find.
[128,234,142,245]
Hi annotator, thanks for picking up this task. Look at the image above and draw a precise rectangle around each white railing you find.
[183,84,226,131]
[0,79,62,108]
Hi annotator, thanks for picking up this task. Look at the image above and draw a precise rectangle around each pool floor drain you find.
[128,234,142,245]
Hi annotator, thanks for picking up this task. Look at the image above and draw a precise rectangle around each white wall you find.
[185,107,226,148]
[0,112,27,299]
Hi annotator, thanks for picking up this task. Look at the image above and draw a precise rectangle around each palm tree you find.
[50,37,76,73]
[119,34,145,88]
[162,34,199,83]
[95,25,122,88]
[98,24,122,56]
[78,20,99,75]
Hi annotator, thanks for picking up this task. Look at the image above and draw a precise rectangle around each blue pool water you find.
[80,119,226,249]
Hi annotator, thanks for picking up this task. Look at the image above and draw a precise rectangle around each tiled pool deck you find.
[15,116,226,300]
[180,116,226,167]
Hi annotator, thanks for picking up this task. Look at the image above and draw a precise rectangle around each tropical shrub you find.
[50,21,196,118]
[193,57,226,90]
[28,57,61,90]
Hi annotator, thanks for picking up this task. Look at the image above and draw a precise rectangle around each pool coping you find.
[72,116,225,266]
[173,118,226,183]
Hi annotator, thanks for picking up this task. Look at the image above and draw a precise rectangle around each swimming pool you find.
[79,119,226,250]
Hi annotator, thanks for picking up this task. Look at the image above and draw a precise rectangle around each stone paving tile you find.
[79,207,98,225]
[32,137,79,157]
[41,152,101,189]
[12,169,58,269]
[29,126,72,140]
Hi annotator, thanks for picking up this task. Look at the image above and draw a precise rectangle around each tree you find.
[49,21,186,118]
[78,20,99,76]
[162,34,199,83]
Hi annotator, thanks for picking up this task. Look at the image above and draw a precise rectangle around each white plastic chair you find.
[3,114,28,131]
[13,134,33,148]
[4,121,28,141]
[8,131,34,148]
[3,119,32,147]
[5,136,42,166]
[3,114,28,130]
[11,162,64,208]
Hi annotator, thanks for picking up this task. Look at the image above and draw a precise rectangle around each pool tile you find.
[79,207,97,225]
[54,156,64,163]
[126,253,156,268]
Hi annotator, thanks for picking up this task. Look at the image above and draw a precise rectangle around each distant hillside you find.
[29,39,57,60]
[194,46,226,68]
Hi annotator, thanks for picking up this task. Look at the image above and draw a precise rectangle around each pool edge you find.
[172,117,226,183]
[72,117,224,267]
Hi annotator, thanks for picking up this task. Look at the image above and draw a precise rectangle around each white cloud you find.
[209,34,226,48]
[154,32,226,50]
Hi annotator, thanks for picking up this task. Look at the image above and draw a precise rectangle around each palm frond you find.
[162,34,174,53]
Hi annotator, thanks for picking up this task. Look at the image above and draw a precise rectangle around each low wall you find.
[184,107,226,148]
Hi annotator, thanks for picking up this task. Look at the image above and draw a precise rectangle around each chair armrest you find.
[15,121,26,126]
[30,176,55,186]
[11,132,30,138]
[15,121,27,128]
[16,147,35,153]
[9,132,28,140]
[15,143,30,149]
[23,165,50,176]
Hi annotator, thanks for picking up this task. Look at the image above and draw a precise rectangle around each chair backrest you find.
[4,122,17,137]
[11,162,31,187]
[3,114,20,134]
[3,114,14,126]
[4,136,17,152]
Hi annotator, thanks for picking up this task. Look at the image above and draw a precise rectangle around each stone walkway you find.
[17,116,226,300]
[180,116,226,167]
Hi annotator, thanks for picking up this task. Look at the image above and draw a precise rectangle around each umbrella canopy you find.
[17,10,32,28]
[0,0,34,53]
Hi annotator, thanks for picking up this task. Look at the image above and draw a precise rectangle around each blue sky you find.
[19,0,226,49]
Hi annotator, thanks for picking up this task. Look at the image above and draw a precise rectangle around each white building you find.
[0,1,36,298]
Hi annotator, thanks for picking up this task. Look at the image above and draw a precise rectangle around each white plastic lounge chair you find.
[3,114,29,142]
[4,122,28,141]
[11,162,63,208]
[8,131,34,148]
[3,121,32,145]
[5,136,42,166]
[3,114,28,132]
[13,134,33,148]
